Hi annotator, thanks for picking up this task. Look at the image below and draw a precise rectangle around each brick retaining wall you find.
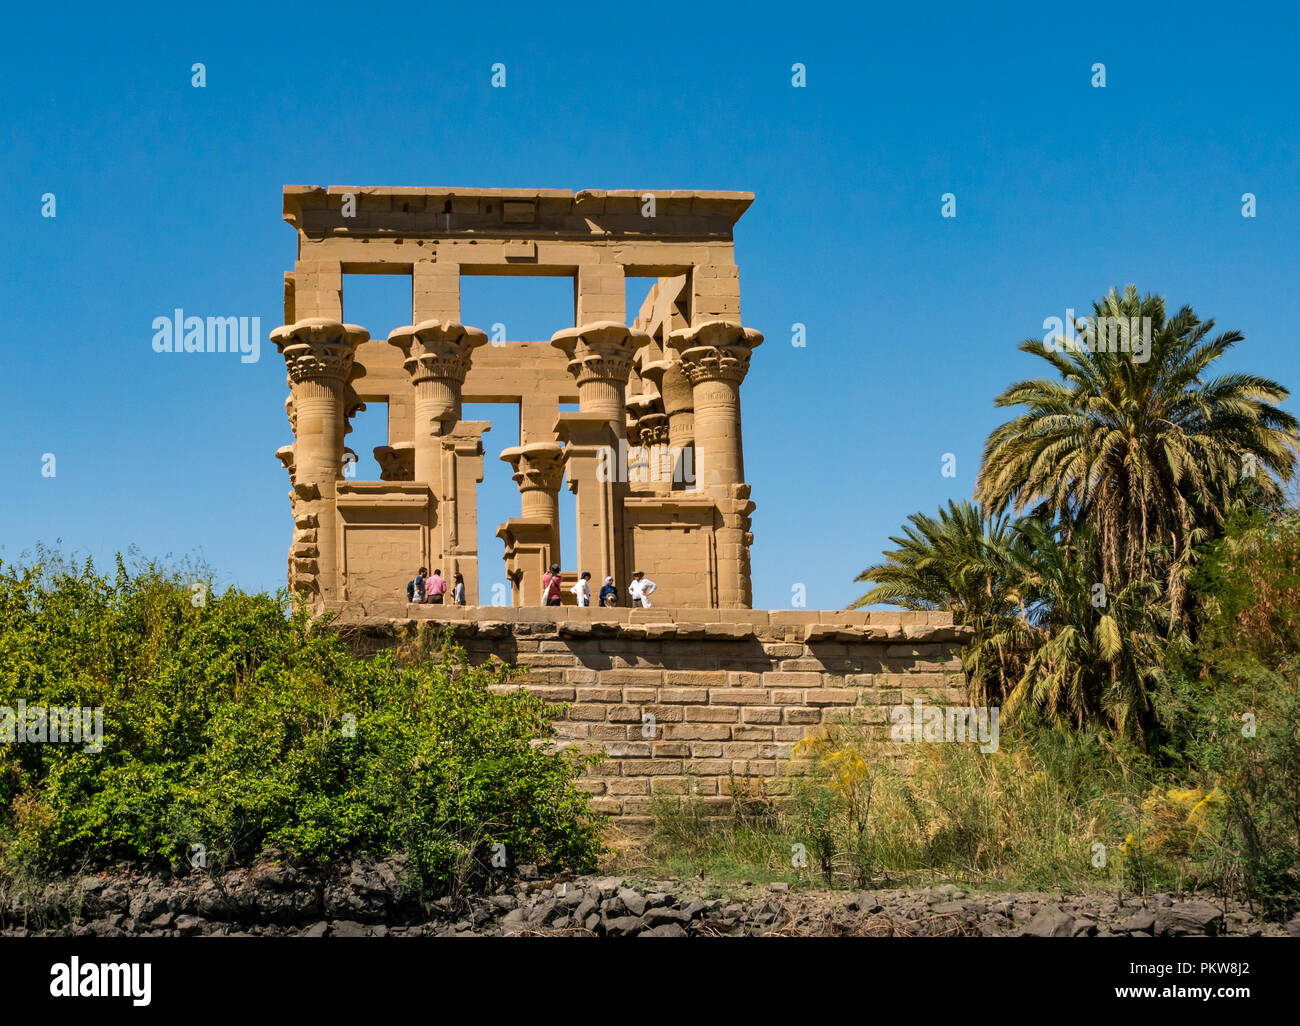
[338,606,970,827]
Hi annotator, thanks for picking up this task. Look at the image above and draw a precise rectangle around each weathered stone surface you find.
[1155,901,1223,937]
[642,923,688,937]
[1022,907,1075,938]
[602,915,644,937]
[1118,910,1156,933]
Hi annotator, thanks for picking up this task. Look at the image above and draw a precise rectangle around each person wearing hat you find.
[627,570,657,608]
[542,563,563,606]
[599,576,619,607]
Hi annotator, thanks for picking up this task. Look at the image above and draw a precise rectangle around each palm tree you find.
[1001,519,1169,733]
[976,285,1298,627]
[854,506,1167,730]
[852,500,1034,706]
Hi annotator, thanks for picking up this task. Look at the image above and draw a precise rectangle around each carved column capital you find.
[374,443,415,482]
[387,319,488,390]
[389,319,489,496]
[272,318,369,385]
[550,321,650,390]
[668,319,763,386]
[501,442,566,498]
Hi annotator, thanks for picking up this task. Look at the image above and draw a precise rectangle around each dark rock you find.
[1118,910,1156,933]
[1155,902,1223,937]
[641,907,693,929]
[603,915,644,937]
[529,899,559,925]
[128,891,170,923]
[1023,906,1075,938]
[642,923,688,937]
[559,886,585,909]
[617,888,647,917]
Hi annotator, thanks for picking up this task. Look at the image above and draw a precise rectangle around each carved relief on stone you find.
[551,322,649,389]
[271,318,369,384]
[669,320,763,385]
[387,320,488,389]
[374,443,415,482]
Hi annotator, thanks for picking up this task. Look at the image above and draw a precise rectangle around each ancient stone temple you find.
[272,186,762,612]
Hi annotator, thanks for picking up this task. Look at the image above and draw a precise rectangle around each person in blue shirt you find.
[598,576,619,606]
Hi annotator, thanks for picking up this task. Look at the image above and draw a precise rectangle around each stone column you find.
[555,412,621,588]
[439,420,491,603]
[387,319,488,496]
[272,318,369,607]
[501,442,566,531]
[669,320,761,609]
[550,322,650,442]
[668,320,762,497]
[498,442,566,603]
[640,355,695,489]
[627,393,670,488]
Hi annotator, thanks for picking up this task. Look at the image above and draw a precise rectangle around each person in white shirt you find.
[628,570,657,607]
[571,571,591,607]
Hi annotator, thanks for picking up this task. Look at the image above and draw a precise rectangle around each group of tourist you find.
[540,566,657,608]
[405,568,466,605]
[404,565,657,607]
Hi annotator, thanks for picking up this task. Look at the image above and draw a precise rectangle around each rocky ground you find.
[2,857,1295,937]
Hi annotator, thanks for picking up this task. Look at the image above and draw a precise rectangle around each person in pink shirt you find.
[425,569,448,604]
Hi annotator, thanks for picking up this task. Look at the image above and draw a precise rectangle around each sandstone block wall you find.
[344,607,969,828]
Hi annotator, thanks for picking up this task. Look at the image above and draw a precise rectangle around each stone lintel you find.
[284,186,754,240]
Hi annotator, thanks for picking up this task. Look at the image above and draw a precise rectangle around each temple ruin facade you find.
[272,186,762,611]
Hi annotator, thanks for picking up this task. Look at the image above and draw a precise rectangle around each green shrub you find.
[1154,511,1300,912]
[0,555,605,894]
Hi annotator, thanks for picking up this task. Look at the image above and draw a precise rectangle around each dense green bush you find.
[1154,512,1300,911]
[0,555,604,894]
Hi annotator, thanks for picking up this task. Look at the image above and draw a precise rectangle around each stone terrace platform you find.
[337,607,971,826]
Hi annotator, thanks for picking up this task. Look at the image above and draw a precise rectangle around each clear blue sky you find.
[3,1,1298,609]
